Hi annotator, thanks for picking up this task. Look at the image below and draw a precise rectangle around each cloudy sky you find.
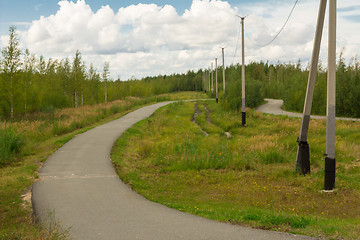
[1,0,360,80]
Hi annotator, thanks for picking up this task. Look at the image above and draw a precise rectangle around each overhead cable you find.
[248,0,299,48]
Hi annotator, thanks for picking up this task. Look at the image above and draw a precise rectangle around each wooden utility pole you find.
[222,48,225,93]
[215,58,218,103]
[296,0,327,174]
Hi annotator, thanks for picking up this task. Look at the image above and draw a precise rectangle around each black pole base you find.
[216,98,218,103]
[324,157,336,190]
[296,140,310,175]
[242,112,246,127]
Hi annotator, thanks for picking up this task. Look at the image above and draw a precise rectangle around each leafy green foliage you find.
[1,26,22,119]
[205,59,360,117]
[2,26,360,119]
[0,28,203,119]
[0,125,24,167]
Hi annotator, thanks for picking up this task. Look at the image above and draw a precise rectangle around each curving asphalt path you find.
[32,101,315,240]
[256,98,360,121]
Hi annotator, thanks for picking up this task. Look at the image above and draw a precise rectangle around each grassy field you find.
[111,100,360,240]
[0,92,207,240]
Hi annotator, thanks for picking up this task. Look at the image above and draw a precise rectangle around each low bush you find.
[0,125,25,167]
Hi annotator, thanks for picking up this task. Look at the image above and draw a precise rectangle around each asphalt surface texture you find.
[257,98,360,121]
[32,101,317,240]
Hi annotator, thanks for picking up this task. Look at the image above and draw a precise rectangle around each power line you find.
[248,0,299,48]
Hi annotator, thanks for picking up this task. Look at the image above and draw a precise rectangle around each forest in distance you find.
[0,27,203,120]
[1,26,360,120]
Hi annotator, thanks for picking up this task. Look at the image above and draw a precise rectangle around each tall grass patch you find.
[258,149,286,164]
[0,125,25,167]
[112,100,360,239]
[153,137,237,171]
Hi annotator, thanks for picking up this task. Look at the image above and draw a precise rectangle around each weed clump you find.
[0,125,25,167]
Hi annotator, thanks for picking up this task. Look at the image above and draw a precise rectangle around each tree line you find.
[243,57,360,118]
[0,27,202,119]
[1,26,359,119]
[199,57,360,118]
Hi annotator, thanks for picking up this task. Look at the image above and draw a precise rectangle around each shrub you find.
[222,78,264,111]
[52,122,70,136]
[0,125,25,167]
[110,104,123,114]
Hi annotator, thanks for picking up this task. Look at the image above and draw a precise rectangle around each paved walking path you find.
[32,101,314,240]
[257,98,360,121]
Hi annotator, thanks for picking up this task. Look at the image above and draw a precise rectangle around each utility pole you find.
[325,0,336,190]
[222,47,225,93]
[211,62,214,93]
[202,71,206,93]
[296,0,327,174]
[215,58,218,103]
[237,15,246,127]
[295,0,337,190]
[208,69,211,94]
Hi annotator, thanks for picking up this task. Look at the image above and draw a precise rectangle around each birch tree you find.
[103,62,110,103]
[1,26,22,118]
[88,63,100,104]
[23,49,35,114]
[72,50,83,108]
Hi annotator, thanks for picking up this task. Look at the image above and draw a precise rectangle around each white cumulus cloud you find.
[1,0,359,79]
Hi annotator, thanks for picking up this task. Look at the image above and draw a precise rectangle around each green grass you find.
[194,102,224,135]
[111,100,360,240]
[0,125,25,167]
[0,91,206,240]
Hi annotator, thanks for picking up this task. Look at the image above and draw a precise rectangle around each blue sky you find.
[0,0,359,79]
[0,0,263,37]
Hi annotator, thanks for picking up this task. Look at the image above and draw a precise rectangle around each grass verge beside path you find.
[0,91,207,240]
[112,100,360,240]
